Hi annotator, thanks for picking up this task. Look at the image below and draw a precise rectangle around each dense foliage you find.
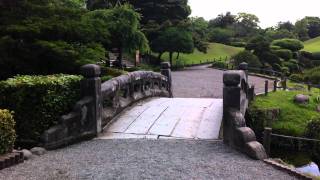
[304,67,320,84]
[0,75,82,144]
[0,109,16,154]
[0,0,107,80]
[0,1,149,80]
[233,50,261,67]
[272,39,304,52]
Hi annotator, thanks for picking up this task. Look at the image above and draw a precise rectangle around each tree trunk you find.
[169,52,173,66]
[176,52,180,59]
[118,47,123,67]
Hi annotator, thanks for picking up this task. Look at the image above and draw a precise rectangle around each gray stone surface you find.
[30,147,46,156]
[172,65,272,98]
[294,94,310,104]
[21,149,32,160]
[0,140,297,180]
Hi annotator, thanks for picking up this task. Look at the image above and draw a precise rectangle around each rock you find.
[30,147,46,156]
[22,149,32,160]
[294,94,310,104]
[244,141,268,160]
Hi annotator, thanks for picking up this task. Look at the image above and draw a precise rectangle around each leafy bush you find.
[233,50,262,68]
[271,38,304,52]
[212,61,227,69]
[209,28,234,44]
[304,67,320,84]
[230,41,247,47]
[283,60,300,73]
[274,49,293,60]
[260,52,281,67]
[100,67,127,77]
[0,75,82,144]
[289,74,305,82]
[0,109,16,154]
[305,118,320,139]
[270,45,282,50]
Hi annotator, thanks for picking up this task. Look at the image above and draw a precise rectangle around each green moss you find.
[251,89,320,136]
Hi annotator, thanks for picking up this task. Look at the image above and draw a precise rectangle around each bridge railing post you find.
[223,68,267,160]
[80,64,102,135]
[161,62,173,97]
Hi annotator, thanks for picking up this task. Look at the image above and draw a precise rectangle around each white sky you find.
[189,0,320,28]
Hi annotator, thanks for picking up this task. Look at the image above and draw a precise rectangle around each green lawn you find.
[158,43,243,66]
[303,36,320,52]
[251,85,320,136]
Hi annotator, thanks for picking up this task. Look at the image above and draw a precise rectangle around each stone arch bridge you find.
[41,63,267,160]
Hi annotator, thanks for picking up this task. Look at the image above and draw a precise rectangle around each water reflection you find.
[271,149,320,177]
[296,162,320,176]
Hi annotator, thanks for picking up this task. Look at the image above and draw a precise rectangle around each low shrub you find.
[233,50,262,68]
[100,67,127,77]
[260,52,281,67]
[304,67,320,84]
[101,75,114,82]
[230,42,247,47]
[212,61,227,69]
[274,49,293,60]
[0,74,82,144]
[289,74,304,82]
[272,38,304,52]
[0,109,16,155]
[305,118,320,139]
[283,60,300,73]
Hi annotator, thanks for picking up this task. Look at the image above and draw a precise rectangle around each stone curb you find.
[263,159,312,180]
[0,151,24,170]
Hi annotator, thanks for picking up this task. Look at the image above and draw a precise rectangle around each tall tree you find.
[152,27,194,65]
[85,4,149,65]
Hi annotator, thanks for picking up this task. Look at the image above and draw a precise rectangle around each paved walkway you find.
[100,98,223,140]
[0,140,297,180]
[172,65,271,98]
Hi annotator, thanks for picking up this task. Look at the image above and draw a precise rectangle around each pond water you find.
[271,149,320,177]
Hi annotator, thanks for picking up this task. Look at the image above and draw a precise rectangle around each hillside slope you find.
[303,36,320,52]
[159,43,243,66]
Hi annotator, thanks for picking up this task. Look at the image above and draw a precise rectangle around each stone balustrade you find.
[41,62,172,149]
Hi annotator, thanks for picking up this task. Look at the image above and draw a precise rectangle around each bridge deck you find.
[99,98,223,140]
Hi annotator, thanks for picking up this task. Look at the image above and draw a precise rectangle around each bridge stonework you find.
[41,63,172,149]
[223,62,267,160]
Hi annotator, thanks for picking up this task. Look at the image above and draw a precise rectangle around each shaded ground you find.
[0,140,297,180]
[172,65,271,98]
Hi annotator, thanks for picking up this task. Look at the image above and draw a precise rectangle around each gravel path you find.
[172,65,272,98]
[0,140,297,180]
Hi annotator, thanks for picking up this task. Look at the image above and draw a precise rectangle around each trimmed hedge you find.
[273,49,293,60]
[0,109,16,155]
[0,75,82,145]
[212,61,228,69]
[233,50,262,68]
[272,38,304,52]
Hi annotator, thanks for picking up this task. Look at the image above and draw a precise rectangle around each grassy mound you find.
[303,36,320,52]
[158,43,243,66]
[250,85,320,137]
